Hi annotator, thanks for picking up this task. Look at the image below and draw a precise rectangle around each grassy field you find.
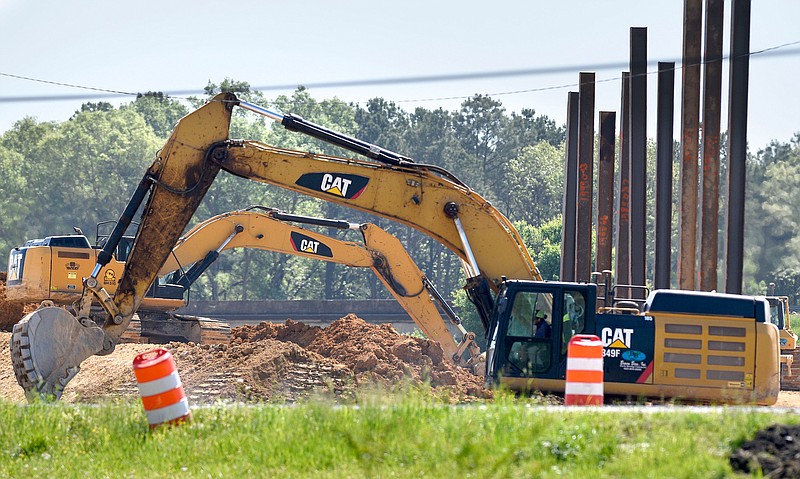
[0,389,794,478]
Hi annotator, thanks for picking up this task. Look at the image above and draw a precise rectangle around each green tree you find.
[453,94,507,196]
[505,108,565,149]
[123,92,188,138]
[744,135,800,297]
[0,146,29,257]
[1,117,58,157]
[38,107,161,235]
[74,102,114,115]
[514,217,563,281]
[0,109,161,270]
[502,141,565,225]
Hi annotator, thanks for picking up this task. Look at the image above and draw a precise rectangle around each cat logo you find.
[601,327,633,358]
[103,269,117,285]
[295,173,369,199]
[601,327,633,349]
[300,239,320,253]
[290,232,333,257]
[320,174,352,197]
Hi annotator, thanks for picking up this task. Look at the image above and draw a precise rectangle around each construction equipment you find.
[764,295,796,382]
[7,222,181,310]
[160,206,481,370]
[766,295,797,351]
[7,222,227,344]
[486,277,780,405]
[9,93,780,404]
[7,207,480,368]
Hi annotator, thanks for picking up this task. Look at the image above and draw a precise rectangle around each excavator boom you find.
[216,141,539,285]
[159,208,479,365]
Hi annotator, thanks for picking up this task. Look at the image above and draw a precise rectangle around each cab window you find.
[560,289,588,355]
[503,290,553,376]
[507,291,551,338]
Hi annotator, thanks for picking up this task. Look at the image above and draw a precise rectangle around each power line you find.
[397,41,800,104]
[0,42,798,104]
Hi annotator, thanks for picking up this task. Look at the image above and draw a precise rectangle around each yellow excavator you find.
[766,295,798,351]
[6,221,226,344]
[10,93,780,404]
[764,295,796,381]
[158,206,481,370]
[7,207,481,376]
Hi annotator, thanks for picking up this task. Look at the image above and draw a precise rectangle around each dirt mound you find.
[730,424,800,477]
[0,273,37,331]
[233,318,321,347]
[0,273,28,331]
[0,314,490,404]
[0,272,488,402]
[233,315,489,399]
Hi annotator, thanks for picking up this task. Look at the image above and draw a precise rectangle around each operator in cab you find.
[534,310,551,338]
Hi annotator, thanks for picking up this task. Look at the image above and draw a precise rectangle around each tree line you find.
[1,79,799,332]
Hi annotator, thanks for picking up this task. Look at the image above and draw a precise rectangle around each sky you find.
[0,0,798,149]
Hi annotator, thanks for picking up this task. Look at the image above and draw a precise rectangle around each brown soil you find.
[0,316,490,404]
[730,424,800,477]
[0,272,37,331]
[0,316,491,404]
[0,274,490,403]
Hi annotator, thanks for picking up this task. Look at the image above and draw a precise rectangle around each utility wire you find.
[0,41,798,104]
[396,40,800,104]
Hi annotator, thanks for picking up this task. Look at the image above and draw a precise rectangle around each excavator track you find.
[195,317,232,344]
[119,313,143,343]
[119,313,230,345]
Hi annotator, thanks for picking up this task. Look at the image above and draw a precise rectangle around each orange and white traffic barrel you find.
[132,348,191,428]
[565,334,604,406]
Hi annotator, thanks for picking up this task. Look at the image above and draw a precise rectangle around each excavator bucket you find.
[10,307,106,400]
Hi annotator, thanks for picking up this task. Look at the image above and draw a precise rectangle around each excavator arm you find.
[10,92,527,398]
[11,93,236,399]
[158,207,480,367]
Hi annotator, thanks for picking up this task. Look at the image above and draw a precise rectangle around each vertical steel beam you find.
[596,112,616,274]
[616,72,631,292]
[576,72,596,283]
[679,0,702,290]
[725,0,751,294]
[655,62,675,290]
[629,27,647,296]
[700,0,724,292]
[561,91,580,282]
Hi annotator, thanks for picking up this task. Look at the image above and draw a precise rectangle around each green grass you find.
[0,390,792,478]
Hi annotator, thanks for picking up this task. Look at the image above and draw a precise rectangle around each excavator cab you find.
[487,280,595,383]
[766,296,797,353]
[94,220,185,302]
